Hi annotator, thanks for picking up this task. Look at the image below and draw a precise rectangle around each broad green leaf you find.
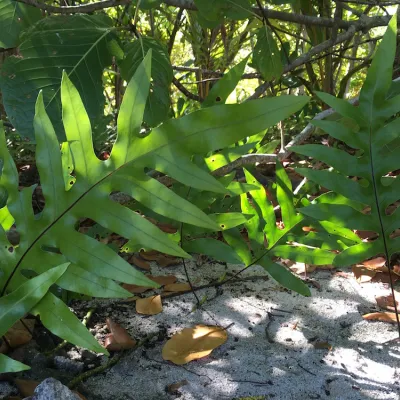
[113,52,152,165]
[0,354,30,373]
[194,0,252,28]
[202,58,248,108]
[270,245,335,265]
[32,293,107,354]
[183,238,243,264]
[0,206,13,230]
[0,263,68,337]
[209,213,253,230]
[259,257,311,296]
[299,204,377,231]
[204,142,257,172]
[0,0,41,48]
[295,15,400,267]
[252,27,283,81]
[56,264,133,298]
[0,56,309,354]
[223,227,252,266]
[0,14,117,140]
[119,37,172,127]
[256,139,280,154]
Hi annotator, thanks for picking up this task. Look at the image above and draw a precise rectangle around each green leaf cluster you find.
[293,15,400,267]
[0,52,308,372]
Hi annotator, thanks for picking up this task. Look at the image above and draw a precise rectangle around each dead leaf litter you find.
[2,260,400,400]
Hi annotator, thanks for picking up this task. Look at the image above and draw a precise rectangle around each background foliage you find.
[1,0,400,373]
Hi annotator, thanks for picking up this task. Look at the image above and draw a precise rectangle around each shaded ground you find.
[74,261,400,400]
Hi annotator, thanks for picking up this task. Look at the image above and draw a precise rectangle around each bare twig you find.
[172,77,201,102]
[14,0,130,14]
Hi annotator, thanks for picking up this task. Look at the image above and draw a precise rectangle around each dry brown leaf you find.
[5,319,35,348]
[149,275,177,286]
[363,257,386,270]
[162,325,228,365]
[129,255,151,271]
[372,272,399,284]
[136,295,163,315]
[163,283,192,293]
[376,294,399,312]
[313,341,333,351]
[14,379,40,397]
[105,318,136,351]
[363,312,399,323]
[157,223,178,234]
[122,275,177,294]
[139,250,160,261]
[122,283,151,294]
[352,265,377,283]
[356,230,378,240]
[157,255,180,267]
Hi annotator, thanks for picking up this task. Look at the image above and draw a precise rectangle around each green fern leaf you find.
[234,162,349,296]
[0,354,30,373]
[293,15,400,267]
[0,51,309,365]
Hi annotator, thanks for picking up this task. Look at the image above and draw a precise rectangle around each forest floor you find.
[2,260,400,400]
[20,259,400,400]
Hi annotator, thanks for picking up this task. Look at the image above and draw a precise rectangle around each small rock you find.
[53,356,84,374]
[0,381,18,398]
[29,378,80,400]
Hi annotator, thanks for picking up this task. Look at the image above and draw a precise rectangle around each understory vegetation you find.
[0,0,400,383]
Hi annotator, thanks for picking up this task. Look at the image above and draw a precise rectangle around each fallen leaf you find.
[166,380,188,394]
[122,275,177,294]
[363,312,399,323]
[14,379,39,397]
[148,275,177,286]
[105,318,136,351]
[352,265,376,283]
[376,294,399,312]
[163,283,192,293]
[313,341,333,351]
[139,250,160,261]
[363,257,386,270]
[157,255,180,267]
[372,272,399,284]
[136,295,163,315]
[5,319,35,348]
[122,283,151,294]
[157,223,178,234]
[129,255,151,271]
[162,325,228,365]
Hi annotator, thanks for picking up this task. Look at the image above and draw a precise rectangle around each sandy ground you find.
[72,260,400,400]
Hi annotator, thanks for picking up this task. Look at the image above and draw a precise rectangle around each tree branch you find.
[172,77,201,102]
[162,0,391,30]
[14,0,130,13]
[247,25,359,100]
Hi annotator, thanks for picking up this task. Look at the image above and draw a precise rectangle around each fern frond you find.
[0,51,309,371]
[293,16,400,269]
